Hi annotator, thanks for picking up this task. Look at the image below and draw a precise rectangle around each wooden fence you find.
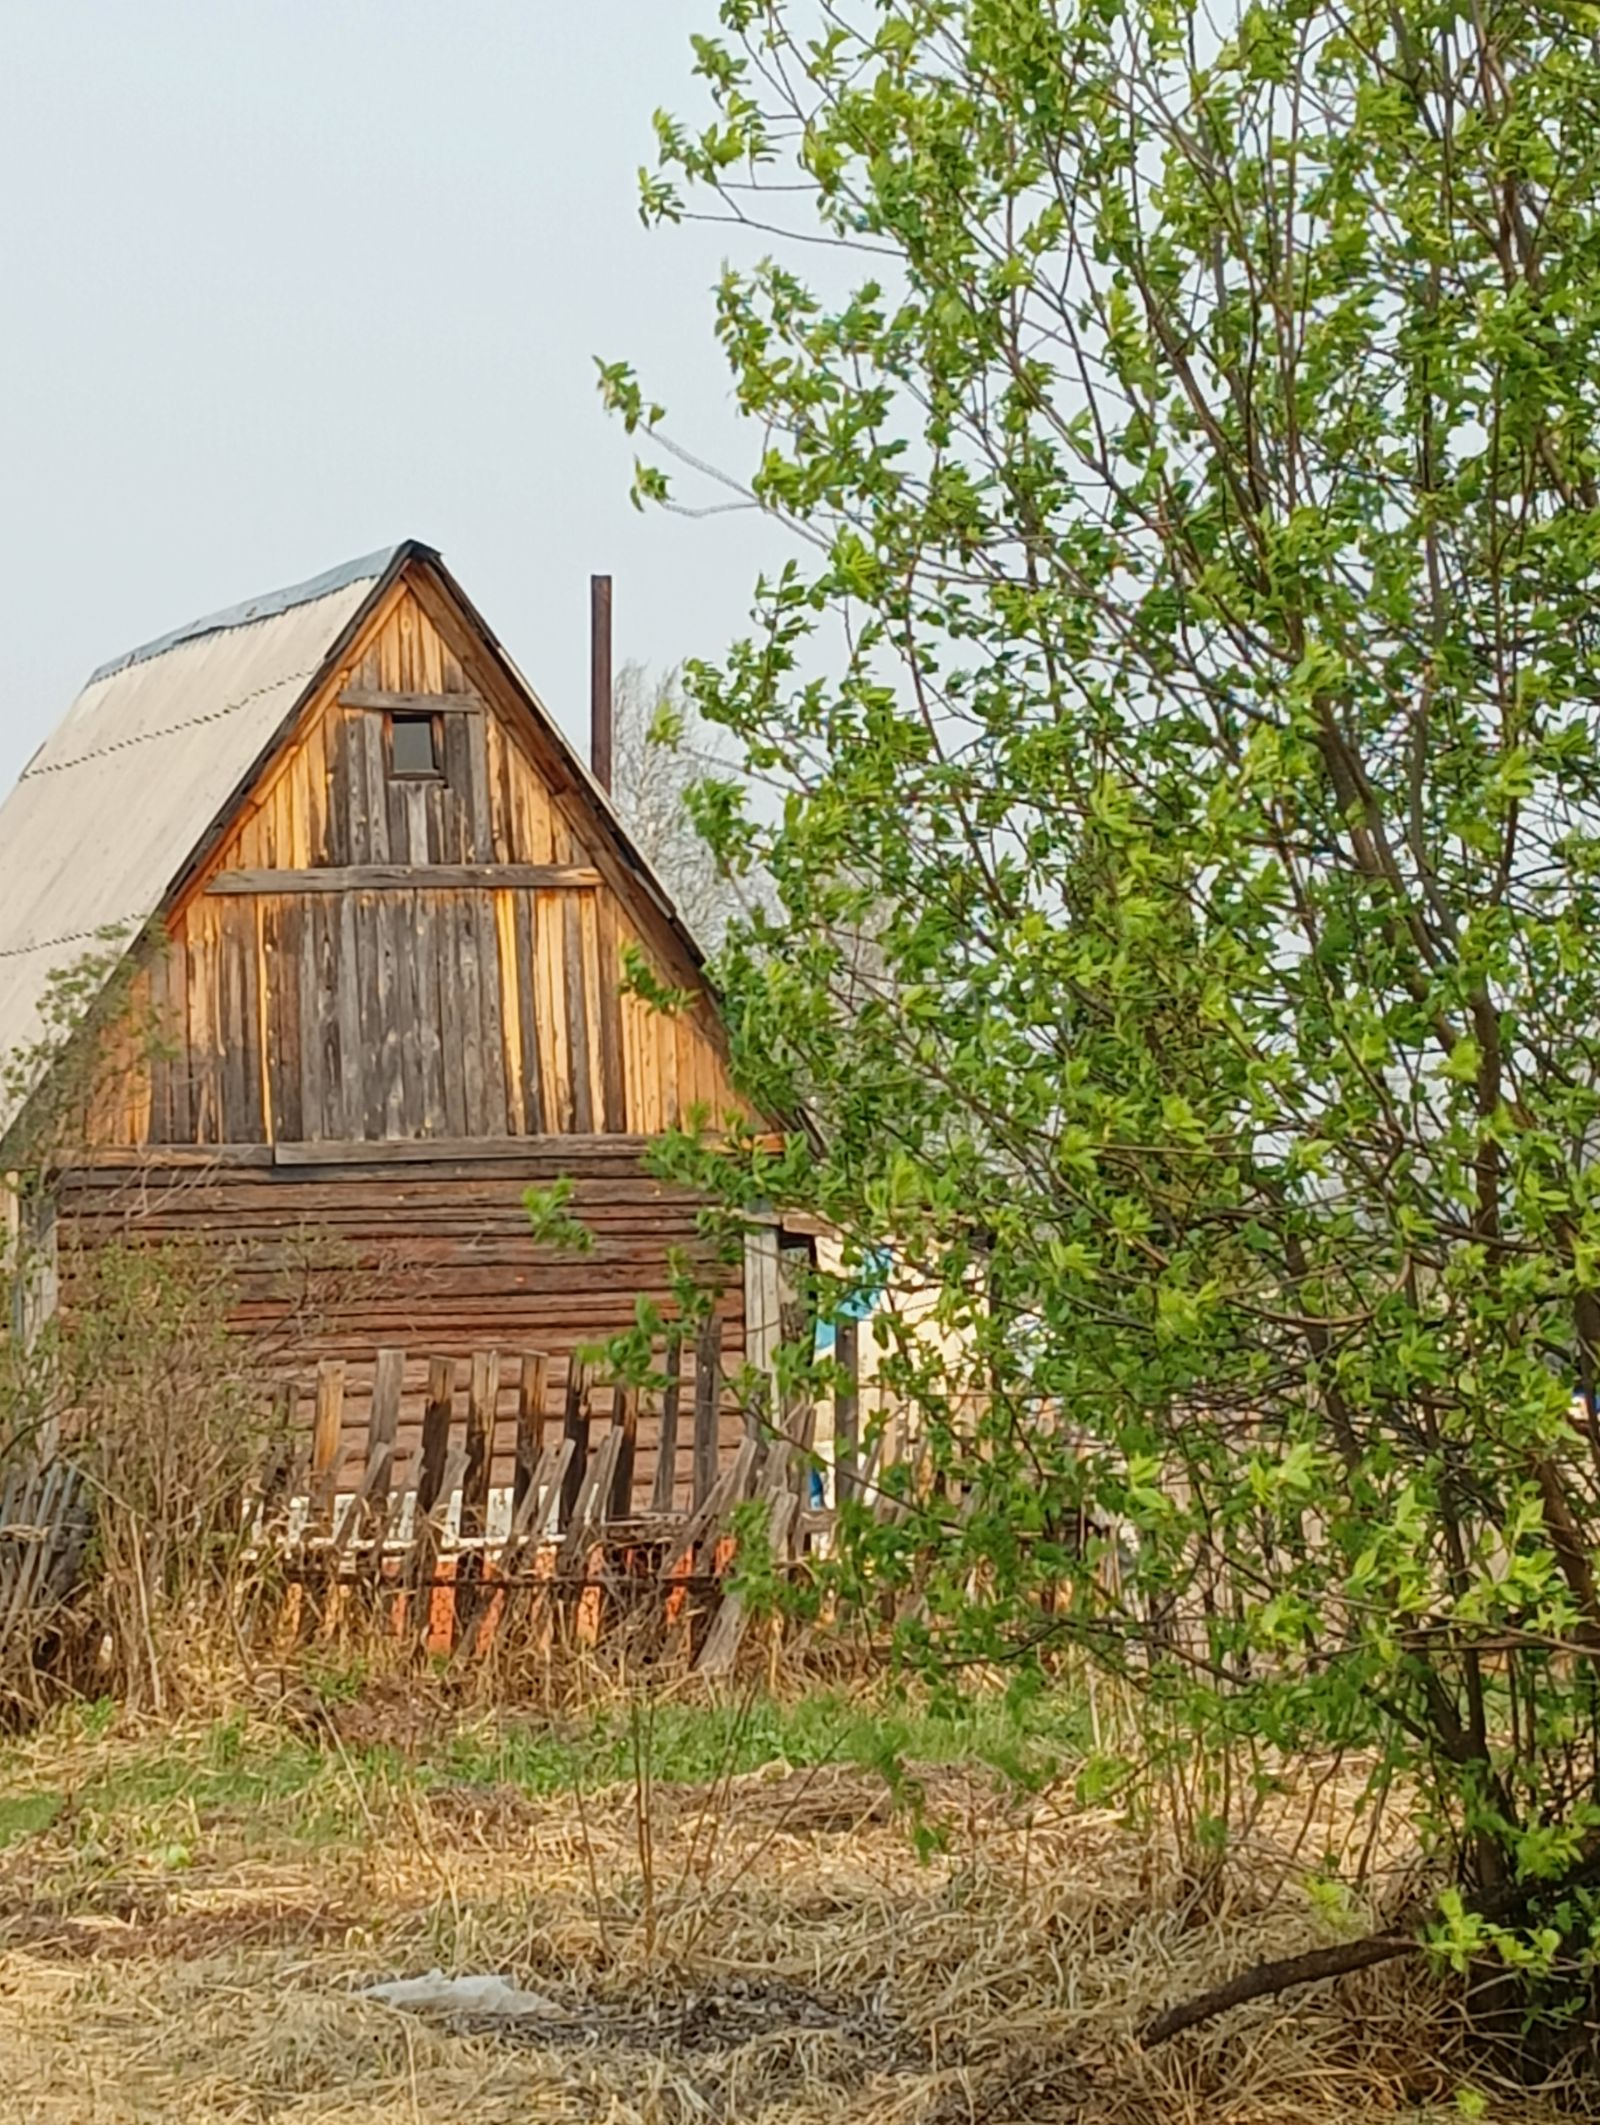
[261,1326,834,1673]
[0,1458,92,1675]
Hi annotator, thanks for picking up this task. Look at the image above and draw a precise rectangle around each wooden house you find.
[0,542,789,1497]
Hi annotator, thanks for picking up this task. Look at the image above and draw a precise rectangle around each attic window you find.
[389,713,441,779]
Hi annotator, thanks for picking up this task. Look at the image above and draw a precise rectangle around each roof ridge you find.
[86,543,407,686]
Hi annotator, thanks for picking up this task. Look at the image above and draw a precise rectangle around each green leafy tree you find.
[613,0,1600,2033]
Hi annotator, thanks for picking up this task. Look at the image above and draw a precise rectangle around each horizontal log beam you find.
[57,1130,778,1179]
[339,687,484,714]
[272,1136,657,1169]
[51,1143,277,1174]
[205,865,603,895]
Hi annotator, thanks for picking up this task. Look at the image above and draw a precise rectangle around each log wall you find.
[54,1141,750,1486]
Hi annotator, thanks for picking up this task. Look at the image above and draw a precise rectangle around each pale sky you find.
[0,1,791,791]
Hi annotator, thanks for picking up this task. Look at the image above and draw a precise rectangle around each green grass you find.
[0,1790,63,1847]
[437,1686,1090,1796]
[0,1684,1089,1873]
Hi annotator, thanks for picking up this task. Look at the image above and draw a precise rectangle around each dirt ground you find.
[0,1723,1573,2125]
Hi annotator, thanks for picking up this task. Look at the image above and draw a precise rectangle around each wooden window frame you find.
[387,710,444,782]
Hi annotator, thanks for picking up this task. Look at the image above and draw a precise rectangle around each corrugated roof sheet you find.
[0,548,398,1128]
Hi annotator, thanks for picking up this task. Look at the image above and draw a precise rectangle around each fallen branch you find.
[1140,1934,1420,2046]
[1142,1829,1600,2047]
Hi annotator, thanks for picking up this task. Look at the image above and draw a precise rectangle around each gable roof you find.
[0,540,711,1132]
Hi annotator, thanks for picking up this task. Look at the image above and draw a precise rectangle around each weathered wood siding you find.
[53,1139,747,1504]
[55,1143,747,1458]
[85,573,741,1151]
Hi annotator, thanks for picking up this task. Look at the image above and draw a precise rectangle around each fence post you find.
[513,1353,548,1531]
[365,1347,405,1540]
[651,1329,683,1515]
[453,1350,498,1648]
[415,1357,455,1525]
[609,1385,639,1521]
[409,1355,455,1647]
[309,1360,346,1535]
[559,1359,591,1529]
[692,1318,721,1507]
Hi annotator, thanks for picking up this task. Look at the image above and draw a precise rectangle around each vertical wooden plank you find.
[336,892,364,1139]
[355,894,383,1140]
[297,895,326,1141]
[272,897,304,1142]
[563,894,595,1133]
[242,902,265,1142]
[461,1351,497,1539]
[414,893,449,1136]
[392,888,424,1137]
[418,603,445,692]
[513,891,545,1133]
[406,1356,454,1642]
[513,1352,549,1527]
[495,891,525,1135]
[454,1349,498,1648]
[630,992,661,1137]
[386,756,411,866]
[257,899,280,1145]
[559,1359,591,1528]
[312,896,335,1142]
[165,928,193,1144]
[415,1356,455,1523]
[488,713,515,862]
[536,891,574,1131]
[217,903,250,1141]
[591,895,625,1134]
[366,1346,405,1532]
[465,707,495,865]
[609,1386,640,1521]
[190,901,222,1146]
[377,601,402,689]
[326,709,353,868]
[638,993,665,1135]
[146,945,172,1145]
[503,723,529,863]
[691,1319,721,1506]
[474,889,510,1135]
[403,783,429,869]
[441,713,472,862]
[309,1361,346,1534]
[456,891,487,1134]
[651,1331,683,1514]
[361,713,391,864]
[301,705,327,867]
[674,1015,700,1132]
[514,734,554,862]
[395,592,419,690]
[375,892,406,1138]
[435,894,468,1137]
[834,1321,859,1504]
[657,998,680,1132]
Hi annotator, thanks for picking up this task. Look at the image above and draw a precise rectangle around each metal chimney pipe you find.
[590,574,613,793]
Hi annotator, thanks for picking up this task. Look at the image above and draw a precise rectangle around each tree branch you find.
[1141,1933,1420,2046]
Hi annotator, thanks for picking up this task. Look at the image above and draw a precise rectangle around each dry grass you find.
[0,1709,1580,2125]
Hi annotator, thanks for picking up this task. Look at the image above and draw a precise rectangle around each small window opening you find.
[390,713,441,779]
